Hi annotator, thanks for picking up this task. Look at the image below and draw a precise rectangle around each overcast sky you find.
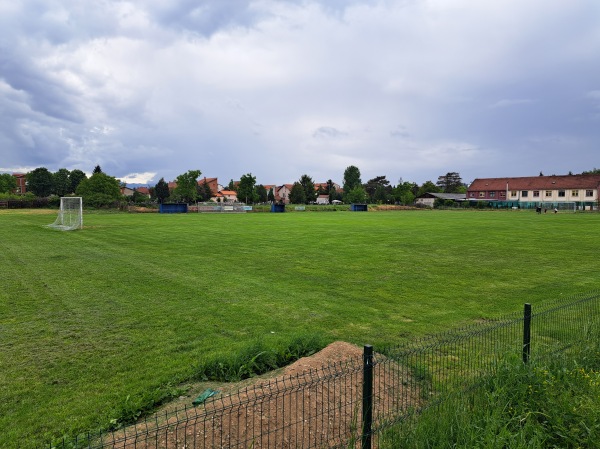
[1,0,599,187]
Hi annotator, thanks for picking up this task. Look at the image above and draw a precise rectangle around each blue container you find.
[159,203,188,213]
[350,204,368,212]
[271,204,286,213]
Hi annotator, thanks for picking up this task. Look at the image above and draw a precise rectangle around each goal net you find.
[47,197,83,230]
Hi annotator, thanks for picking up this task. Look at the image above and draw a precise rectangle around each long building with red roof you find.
[467,174,600,210]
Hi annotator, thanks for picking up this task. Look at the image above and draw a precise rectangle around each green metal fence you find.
[46,292,600,449]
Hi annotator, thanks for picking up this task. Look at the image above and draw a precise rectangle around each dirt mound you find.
[282,341,364,377]
[110,341,418,448]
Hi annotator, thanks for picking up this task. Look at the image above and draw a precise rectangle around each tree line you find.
[284,167,467,205]
[154,167,468,206]
[4,165,597,208]
[0,166,123,208]
[0,165,469,207]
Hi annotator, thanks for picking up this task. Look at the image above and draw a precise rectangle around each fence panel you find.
[47,292,600,449]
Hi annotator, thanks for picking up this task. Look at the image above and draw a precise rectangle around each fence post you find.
[362,344,374,449]
[523,303,532,363]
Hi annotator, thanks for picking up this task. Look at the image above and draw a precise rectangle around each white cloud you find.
[1,0,600,184]
[313,127,349,139]
[118,172,158,184]
[587,90,600,100]
[489,99,535,109]
[587,90,600,110]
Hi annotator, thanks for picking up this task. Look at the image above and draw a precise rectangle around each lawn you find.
[0,208,598,447]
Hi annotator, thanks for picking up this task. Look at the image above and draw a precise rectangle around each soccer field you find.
[1,209,599,447]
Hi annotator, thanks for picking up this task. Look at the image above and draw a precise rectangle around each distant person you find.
[554,208,558,214]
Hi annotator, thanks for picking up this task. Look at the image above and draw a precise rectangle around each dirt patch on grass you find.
[370,205,414,211]
[0,208,55,215]
[108,342,420,448]
[127,206,158,213]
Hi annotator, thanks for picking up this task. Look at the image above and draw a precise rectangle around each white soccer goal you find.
[47,197,83,231]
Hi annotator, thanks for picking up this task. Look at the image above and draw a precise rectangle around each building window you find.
[586,190,593,197]
[511,191,518,197]
[521,191,528,198]
[558,190,565,197]
[572,190,579,196]
[545,191,552,197]
[469,192,475,198]
[489,191,495,198]
[533,191,540,197]
[479,191,485,198]
[499,191,506,198]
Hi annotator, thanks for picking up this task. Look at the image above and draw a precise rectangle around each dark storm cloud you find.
[313,127,348,139]
[1,0,599,184]
[0,49,83,123]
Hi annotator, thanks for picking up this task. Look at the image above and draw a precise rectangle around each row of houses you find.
[165,178,342,204]
[416,174,600,210]
[467,174,600,210]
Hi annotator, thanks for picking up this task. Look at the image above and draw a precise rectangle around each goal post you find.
[47,197,83,230]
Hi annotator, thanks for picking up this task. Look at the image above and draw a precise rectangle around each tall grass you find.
[1,209,599,447]
[385,340,600,448]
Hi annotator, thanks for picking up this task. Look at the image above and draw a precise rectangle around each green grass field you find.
[1,208,599,447]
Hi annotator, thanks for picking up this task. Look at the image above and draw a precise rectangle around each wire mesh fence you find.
[47,291,600,449]
[193,202,249,213]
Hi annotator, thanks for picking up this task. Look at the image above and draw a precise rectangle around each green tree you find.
[53,168,71,196]
[299,174,316,204]
[237,173,258,204]
[373,185,390,203]
[154,178,170,204]
[267,188,275,203]
[436,172,464,193]
[392,180,419,205]
[173,170,201,203]
[289,182,306,204]
[365,176,391,203]
[75,172,121,207]
[256,184,268,203]
[227,179,237,191]
[0,173,17,194]
[417,180,441,197]
[345,185,367,204]
[342,165,362,194]
[132,190,147,204]
[392,181,418,205]
[27,167,54,197]
[326,179,337,204]
[93,165,103,174]
[400,190,415,205]
[582,168,600,174]
[69,169,87,194]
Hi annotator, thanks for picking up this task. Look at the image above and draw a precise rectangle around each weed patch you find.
[388,341,600,448]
